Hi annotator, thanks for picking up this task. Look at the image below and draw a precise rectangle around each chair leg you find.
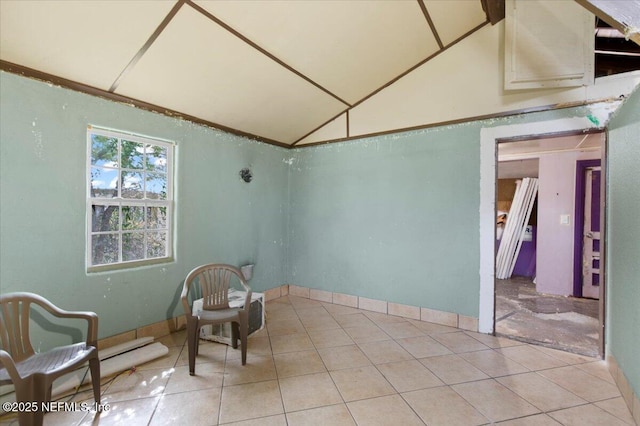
[14,378,37,426]
[187,318,198,376]
[45,384,52,405]
[240,320,248,365]
[25,403,45,426]
[231,322,239,349]
[89,355,101,404]
[31,376,47,426]
[17,406,35,426]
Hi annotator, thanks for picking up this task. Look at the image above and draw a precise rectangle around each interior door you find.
[582,166,601,299]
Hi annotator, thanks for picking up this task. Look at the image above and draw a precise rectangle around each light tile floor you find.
[1,295,635,425]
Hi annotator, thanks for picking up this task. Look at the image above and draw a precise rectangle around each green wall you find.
[606,86,640,396]
[287,106,600,318]
[2,71,638,402]
[289,126,482,316]
[0,72,289,349]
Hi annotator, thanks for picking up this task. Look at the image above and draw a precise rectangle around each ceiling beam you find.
[575,0,640,45]
[109,0,187,93]
[481,0,505,25]
[417,0,444,49]
[186,0,352,108]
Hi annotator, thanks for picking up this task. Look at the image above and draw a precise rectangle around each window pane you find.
[121,171,144,199]
[146,172,167,200]
[90,167,118,198]
[122,232,145,262]
[146,206,167,229]
[147,232,167,258]
[121,140,144,169]
[91,135,118,167]
[88,129,173,268]
[122,206,145,230]
[92,234,119,265]
[146,144,167,173]
[92,205,120,232]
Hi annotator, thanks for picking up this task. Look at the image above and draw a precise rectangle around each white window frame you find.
[86,126,175,272]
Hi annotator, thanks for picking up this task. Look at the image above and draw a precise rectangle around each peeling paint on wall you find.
[0,72,289,347]
[586,100,624,127]
[31,119,44,160]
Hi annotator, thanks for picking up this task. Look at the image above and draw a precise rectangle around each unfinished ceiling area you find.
[498,133,603,161]
[497,132,604,178]
[1,1,639,148]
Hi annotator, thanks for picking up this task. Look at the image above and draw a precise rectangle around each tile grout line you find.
[51,295,629,425]
[292,298,357,424]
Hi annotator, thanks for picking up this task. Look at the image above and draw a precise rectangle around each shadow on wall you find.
[31,309,83,349]
[166,279,186,321]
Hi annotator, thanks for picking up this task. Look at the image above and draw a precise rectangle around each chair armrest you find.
[26,293,99,347]
[181,284,192,316]
[238,280,252,312]
[0,350,21,382]
[53,311,98,348]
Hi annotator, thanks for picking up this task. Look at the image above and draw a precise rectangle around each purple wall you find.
[536,150,600,296]
[513,229,536,277]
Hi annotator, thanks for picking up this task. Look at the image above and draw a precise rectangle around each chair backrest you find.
[182,264,250,314]
[0,293,41,363]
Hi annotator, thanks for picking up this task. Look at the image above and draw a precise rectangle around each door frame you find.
[479,118,607,357]
[573,159,602,298]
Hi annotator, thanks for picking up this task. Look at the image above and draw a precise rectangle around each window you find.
[87,126,174,271]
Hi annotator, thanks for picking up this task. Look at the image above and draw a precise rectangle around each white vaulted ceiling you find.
[1,1,639,147]
[0,0,487,146]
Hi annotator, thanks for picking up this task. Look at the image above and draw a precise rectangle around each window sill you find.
[87,256,174,274]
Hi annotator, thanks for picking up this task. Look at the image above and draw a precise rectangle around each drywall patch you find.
[586,100,624,128]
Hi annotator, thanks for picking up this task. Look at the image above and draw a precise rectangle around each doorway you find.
[478,121,606,359]
[494,134,604,357]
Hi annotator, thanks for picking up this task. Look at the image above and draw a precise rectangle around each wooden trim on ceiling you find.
[348,20,490,112]
[291,19,490,147]
[1,60,616,151]
[417,0,444,49]
[293,99,613,149]
[290,110,348,147]
[0,60,291,149]
[186,0,352,108]
[109,0,186,93]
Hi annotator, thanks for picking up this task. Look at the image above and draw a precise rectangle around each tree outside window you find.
[88,127,173,270]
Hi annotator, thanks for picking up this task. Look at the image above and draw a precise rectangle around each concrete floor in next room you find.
[495,276,600,358]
